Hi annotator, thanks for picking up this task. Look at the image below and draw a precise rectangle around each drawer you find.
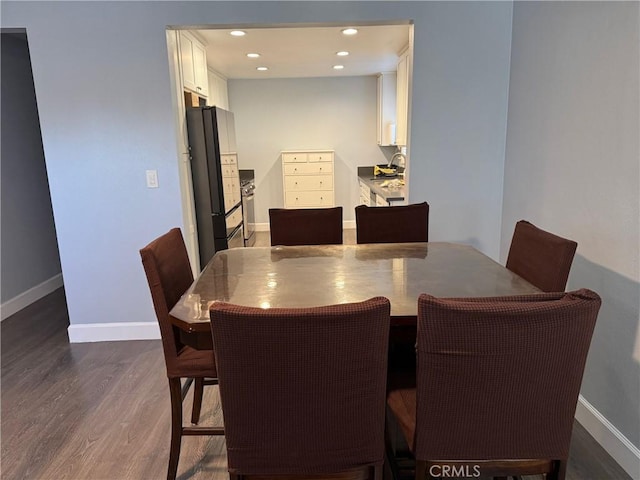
[376,194,388,207]
[226,207,243,228]
[308,152,333,163]
[223,177,240,195]
[359,194,370,206]
[284,175,333,191]
[221,154,237,165]
[284,162,333,175]
[224,190,241,211]
[285,191,334,207]
[221,164,238,178]
[282,152,308,163]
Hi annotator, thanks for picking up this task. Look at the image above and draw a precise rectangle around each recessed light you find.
[246,53,260,58]
[256,66,268,71]
[333,65,345,70]
[336,51,349,56]
[230,30,246,37]
[341,28,358,36]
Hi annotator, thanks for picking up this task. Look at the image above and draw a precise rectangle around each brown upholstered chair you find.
[355,202,429,244]
[269,206,343,246]
[506,220,578,292]
[139,228,223,480]
[386,289,601,480]
[209,297,391,479]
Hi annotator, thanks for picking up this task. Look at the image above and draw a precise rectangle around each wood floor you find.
[1,248,632,479]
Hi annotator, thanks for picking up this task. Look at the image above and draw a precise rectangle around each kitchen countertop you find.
[357,166,406,203]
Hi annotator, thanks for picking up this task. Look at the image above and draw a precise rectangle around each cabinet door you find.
[179,33,197,93]
[377,73,397,146]
[396,51,409,146]
[193,41,209,98]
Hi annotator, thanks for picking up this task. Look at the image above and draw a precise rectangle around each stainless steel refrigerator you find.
[186,106,244,268]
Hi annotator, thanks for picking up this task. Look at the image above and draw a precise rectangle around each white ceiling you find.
[194,24,411,80]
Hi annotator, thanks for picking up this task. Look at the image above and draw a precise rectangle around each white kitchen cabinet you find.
[207,68,229,109]
[377,72,397,146]
[282,150,334,208]
[179,31,209,98]
[395,46,410,147]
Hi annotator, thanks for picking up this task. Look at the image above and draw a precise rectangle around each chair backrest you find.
[506,220,578,292]
[355,202,429,244]
[269,206,343,246]
[413,289,601,462]
[140,228,193,375]
[210,297,391,476]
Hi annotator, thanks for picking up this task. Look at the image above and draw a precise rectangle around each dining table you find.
[169,242,541,350]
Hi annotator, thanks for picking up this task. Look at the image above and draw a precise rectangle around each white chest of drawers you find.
[282,150,335,208]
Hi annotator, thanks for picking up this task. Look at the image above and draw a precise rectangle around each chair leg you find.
[191,377,204,424]
[168,377,184,480]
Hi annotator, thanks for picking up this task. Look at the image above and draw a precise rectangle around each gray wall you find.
[229,76,391,224]
[502,2,639,448]
[0,1,513,331]
[1,32,61,303]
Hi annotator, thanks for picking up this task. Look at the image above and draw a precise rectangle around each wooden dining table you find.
[169,242,541,350]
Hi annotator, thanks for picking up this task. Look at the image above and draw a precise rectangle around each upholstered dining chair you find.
[139,228,223,480]
[269,206,343,246]
[355,202,429,244]
[506,220,578,292]
[385,289,601,480]
[209,297,391,480]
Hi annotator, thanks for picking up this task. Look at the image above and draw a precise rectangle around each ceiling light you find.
[246,53,260,58]
[336,51,349,56]
[230,30,246,37]
[333,65,344,70]
[341,28,358,36]
[256,66,268,71]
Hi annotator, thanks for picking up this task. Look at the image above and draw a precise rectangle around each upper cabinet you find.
[179,31,209,98]
[377,72,397,146]
[207,68,229,110]
[395,46,410,147]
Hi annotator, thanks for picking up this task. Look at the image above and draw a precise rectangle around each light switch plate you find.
[146,170,158,188]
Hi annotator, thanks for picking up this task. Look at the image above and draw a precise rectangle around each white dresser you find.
[281,150,335,208]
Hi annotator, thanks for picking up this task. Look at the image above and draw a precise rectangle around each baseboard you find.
[68,322,160,343]
[575,394,640,479]
[1,274,64,321]
[254,221,356,232]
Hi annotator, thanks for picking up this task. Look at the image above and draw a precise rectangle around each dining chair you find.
[385,289,601,480]
[269,206,343,246]
[355,202,429,244]
[209,297,391,479]
[139,228,224,480]
[506,220,578,292]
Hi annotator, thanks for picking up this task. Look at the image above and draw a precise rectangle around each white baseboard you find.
[1,274,64,321]
[254,221,356,232]
[576,394,640,479]
[68,322,160,343]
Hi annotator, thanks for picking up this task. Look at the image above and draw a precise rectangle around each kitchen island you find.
[357,166,406,206]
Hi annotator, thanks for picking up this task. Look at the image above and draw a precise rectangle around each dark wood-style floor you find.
[1,239,632,479]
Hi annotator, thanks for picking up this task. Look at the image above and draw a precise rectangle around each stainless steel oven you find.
[240,170,256,247]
